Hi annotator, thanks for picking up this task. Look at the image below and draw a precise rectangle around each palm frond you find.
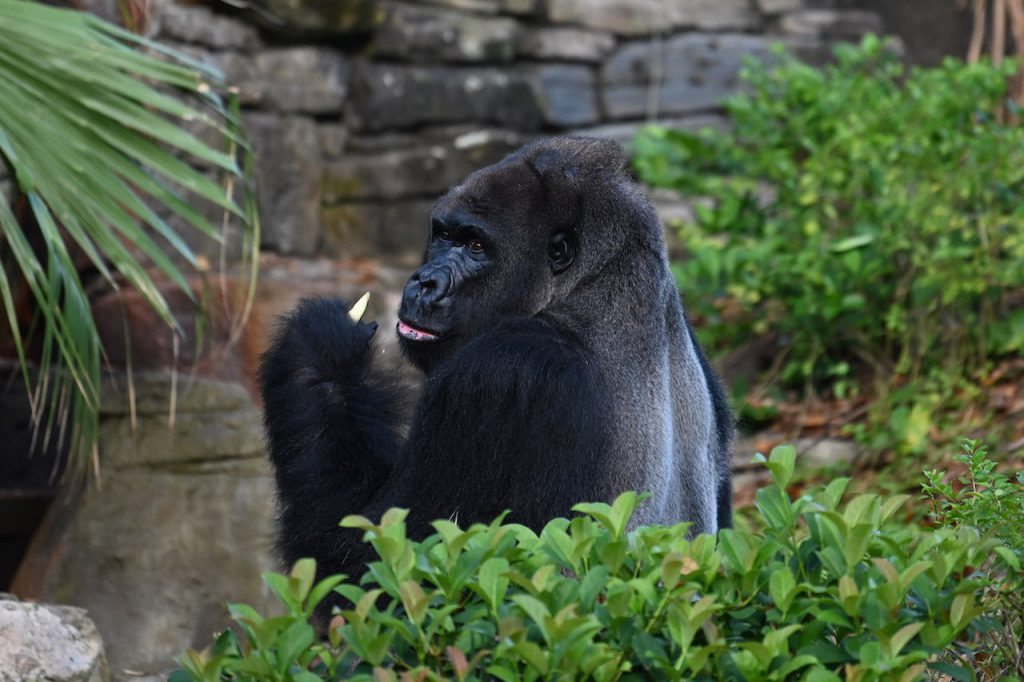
[0,0,260,483]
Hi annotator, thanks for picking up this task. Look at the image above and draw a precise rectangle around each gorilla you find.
[260,136,733,597]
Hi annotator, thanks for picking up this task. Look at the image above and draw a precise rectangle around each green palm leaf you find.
[0,0,260,482]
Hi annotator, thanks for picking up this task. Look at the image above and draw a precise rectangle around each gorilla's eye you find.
[548,233,575,273]
[468,239,485,254]
[438,229,452,242]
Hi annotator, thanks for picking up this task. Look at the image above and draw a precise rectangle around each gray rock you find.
[793,438,863,468]
[421,0,539,13]
[317,123,349,160]
[778,9,884,41]
[526,65,600,128]
[321,199,436,261]
[601,33,773,119]
[12,377,277,679]
[239,0,379,36]
[755,0,803,14]
[372,2,519,62]
[516,26,616,62]
[157,1,261,49]
[0,599,109,682]
[245,113,323,256]
[673,0,760,30]
[545,0,675,36]
[214,48,348,114]
[347,63,542,131]
[322,128,530,202]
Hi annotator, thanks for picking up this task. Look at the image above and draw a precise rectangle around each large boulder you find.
[11,375,277,679]
[0,595,109,682]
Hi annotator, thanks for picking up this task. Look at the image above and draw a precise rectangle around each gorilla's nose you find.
[407,266,453,307]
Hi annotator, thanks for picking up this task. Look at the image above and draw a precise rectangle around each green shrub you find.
[922,440,1024,679]
[634,37,1024,453]
[174,445,1018,681]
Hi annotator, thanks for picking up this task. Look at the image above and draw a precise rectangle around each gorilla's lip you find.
[397,319,442,342]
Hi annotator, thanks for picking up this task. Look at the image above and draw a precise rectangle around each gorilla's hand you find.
[267,297,379,387]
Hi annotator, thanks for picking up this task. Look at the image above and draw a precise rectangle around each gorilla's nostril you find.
[417,269,453,305]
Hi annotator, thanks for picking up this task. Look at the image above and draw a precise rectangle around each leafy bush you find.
[634,37,1024,452]
[923,440,1024,679]
[174,445,1019,681]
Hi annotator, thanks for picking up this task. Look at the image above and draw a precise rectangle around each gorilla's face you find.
[397,152,578,372]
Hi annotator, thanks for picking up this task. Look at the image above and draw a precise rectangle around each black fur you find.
[259,137,733,620]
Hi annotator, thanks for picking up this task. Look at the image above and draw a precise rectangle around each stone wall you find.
[129,0,884,266]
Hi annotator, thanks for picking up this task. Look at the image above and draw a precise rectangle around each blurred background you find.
[1,0,1021,679]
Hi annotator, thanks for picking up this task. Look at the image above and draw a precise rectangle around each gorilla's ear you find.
[548,231,575,273]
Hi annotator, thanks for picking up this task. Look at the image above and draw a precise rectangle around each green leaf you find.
[927,662,974,682]
[289,558,317,603]
[475,557,510,612]
[274,621,315,674]
[769,566,796,615]
[842,524,874,572]
[888,622,923,658]
[511,594,551,642]
[572,501,618,537]
[950,592,974,630]
[0,0,257,482]
[829,234,875,252]
[398,580,429,626]
[766,444,797,488]
[994,546,1021,571]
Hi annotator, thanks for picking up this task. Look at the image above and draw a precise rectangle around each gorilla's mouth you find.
[397,320,442,342]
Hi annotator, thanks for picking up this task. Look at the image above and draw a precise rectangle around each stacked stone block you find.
[142,0,884,264]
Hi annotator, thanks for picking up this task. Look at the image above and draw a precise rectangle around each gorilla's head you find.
[397,136,660,372]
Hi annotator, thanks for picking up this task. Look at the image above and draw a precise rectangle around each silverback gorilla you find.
[260,136,733,599]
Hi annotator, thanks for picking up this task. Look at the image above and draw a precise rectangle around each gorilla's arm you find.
[258,298,404,573]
